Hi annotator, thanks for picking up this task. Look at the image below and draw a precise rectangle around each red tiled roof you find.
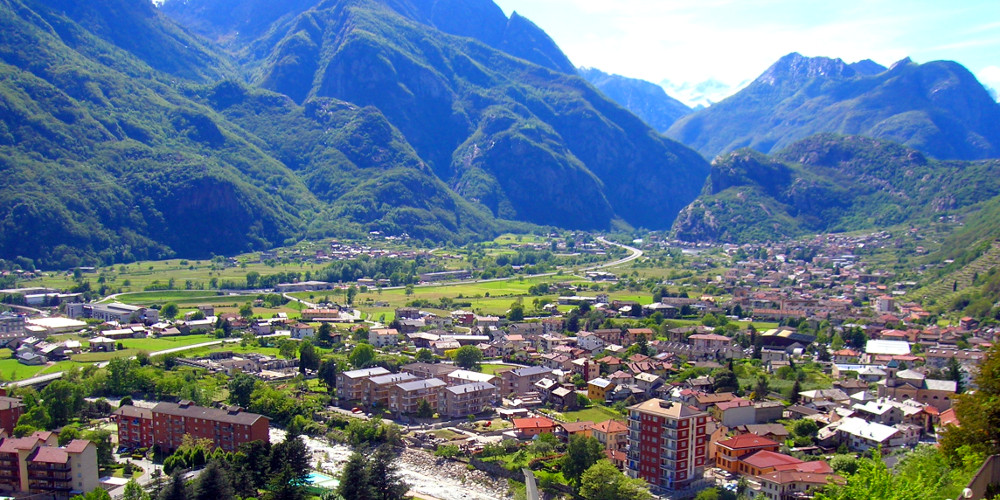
[513,417,556,430]
[558,421,594,433]
[717,433,780,451]
[592,420,627,434]
[940,408,960,427]
[0,437,40,453]
[742,450,801,469]
[775,460,834,474]
[28,446,68,464]
[715,398,753,411]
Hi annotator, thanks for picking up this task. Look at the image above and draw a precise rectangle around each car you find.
[351,407,362,413]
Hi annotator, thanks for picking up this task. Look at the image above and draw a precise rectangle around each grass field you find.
[480,363,519,375]
[557,405,625,423]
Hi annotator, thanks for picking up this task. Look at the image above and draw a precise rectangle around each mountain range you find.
[666,53,1000,161]
[672,134,1000,243]
[0,0,709,267]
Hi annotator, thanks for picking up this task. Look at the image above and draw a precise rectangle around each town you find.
[0,229,992,500]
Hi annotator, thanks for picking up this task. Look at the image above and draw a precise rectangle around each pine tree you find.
[337,452,373,500]
[368,445,409,500]
[157,471,189,500]
[192,459,234,500]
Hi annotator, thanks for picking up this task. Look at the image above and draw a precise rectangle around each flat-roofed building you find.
[112,405,153,449]
[362,372,419,407]
[627,399,710,493]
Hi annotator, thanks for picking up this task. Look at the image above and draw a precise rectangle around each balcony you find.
[28,463,71,473]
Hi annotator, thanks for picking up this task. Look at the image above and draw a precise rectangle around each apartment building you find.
[388,378,446,415]
[627,399,709,493]
[362,372,419,407]
[0,433,98,499]
[441,382,496,418]
[501,366,553,396]
[0,395,23,436]
[115,402,269,454]
[113,405,153,449]
[336,367,391,402]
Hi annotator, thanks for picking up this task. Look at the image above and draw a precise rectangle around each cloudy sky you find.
[492,0,1000,97]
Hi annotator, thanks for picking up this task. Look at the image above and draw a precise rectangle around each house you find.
[758,471,844,500]
[551,386,579,410]
[557,421,594,440]
[587,378,615,402]
[512,417,556,438]
[576,331,605,352]
[369,328,400,348]
[634,372,663,395]
[834,417,907,452]
[590,419,628,452]
[712,398,756,427]
[715,434,781,474]
[501,366,554,396]
[290,323,315,340]
[734,424,790,442]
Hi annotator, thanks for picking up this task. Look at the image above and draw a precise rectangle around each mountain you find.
[0,0,711,267]
[666,53,1000,161]
[672,134,1000,243]
[161,0,710,230]
[659,78,747,109]
[0,0,507,267]
[578,67,691,132]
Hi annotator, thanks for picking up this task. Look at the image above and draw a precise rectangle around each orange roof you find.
[742,450,801,469]
[513,417,556,430]
[558,421,594,434]
[718,433,780,451]
[776,460,834,474]
[759,470,844,486]
[592,420,628,434]
[940,408,960,427]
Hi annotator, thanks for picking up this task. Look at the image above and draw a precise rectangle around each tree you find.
[192,459,233,500]
[562,435,604,487]
[347,285,358,305]
[579,460,652,500]
[712,369,738,393]
[71,489,112,500]
[228,372,257,408]
[368,445,409,500]
[122,479,151,500]
[752,376,770,401]
[299,340,319,374]
[941,344,1000,464]
[316,323,334,346]
[58,425,81,446]
[83,429,114,470]
[507,302,524,321]
[635,333,649,356]
[337,452,373,500]
[454,345,483,370]
[161,303,179,320]
[350,344,376,369]
[318,358,338,393]
[415,348,434,362]
[790,379,802,404]
[947,356,964,394]
[416,399,434,418]
[278,339,298,359]
[239,303,253,320]
[157,471,189,500]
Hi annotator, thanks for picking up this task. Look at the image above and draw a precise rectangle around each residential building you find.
[591,419,628,452]
[441,382,496,418]
[835,417,904,452]
[627,399,710,493]
[0,314,25,344]
[388,378,446,415]
[369,328,400,348]
[715,434,781,474]
[112,405,153,449]
[0,395,23,436]
[758,471,843,500]
[126,401,270,453]
[362,372,420,407]
[289,323,315,340]
[501,366,553,396]
[0,434,99,498]
[587,378,615,402]
[513,417,556,438]
[876,369,957,411]
[712,398,756,427]
[336,367,391,402]
[400,362,458,380]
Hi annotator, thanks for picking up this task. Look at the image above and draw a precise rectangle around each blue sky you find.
[492,0,1000,94]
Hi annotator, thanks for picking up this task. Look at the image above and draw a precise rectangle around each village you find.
[0,230,991,499]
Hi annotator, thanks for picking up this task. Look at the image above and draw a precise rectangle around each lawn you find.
[556,405,625,423]
[480,363,519,375]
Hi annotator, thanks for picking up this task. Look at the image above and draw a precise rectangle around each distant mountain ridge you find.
[672,134,1000,243]
[667,52,1000,161]
[578,67,691,132]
